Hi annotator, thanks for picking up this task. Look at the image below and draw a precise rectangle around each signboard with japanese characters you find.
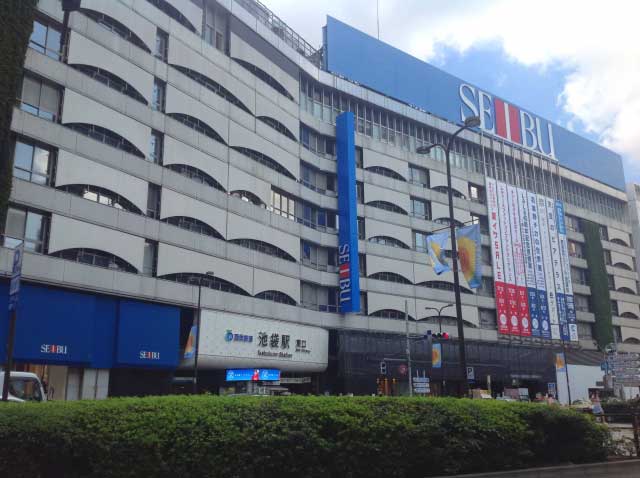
[195,310,329,372]
[486,178,509,335]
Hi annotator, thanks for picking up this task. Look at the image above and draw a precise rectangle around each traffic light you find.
[379,361,387,375]
[433,332,450,340]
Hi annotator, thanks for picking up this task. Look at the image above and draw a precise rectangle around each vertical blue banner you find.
[336,112,360,313]
[556,200,578,341]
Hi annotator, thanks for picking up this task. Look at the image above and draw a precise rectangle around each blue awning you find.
[1,282,180,369]
[115,300,180,368]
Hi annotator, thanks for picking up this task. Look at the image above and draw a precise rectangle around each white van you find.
[0,371,47,402]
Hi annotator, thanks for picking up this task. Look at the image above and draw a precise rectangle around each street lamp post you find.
[191,271,214,394]
[417,115,480,397]
[425,304,454,335]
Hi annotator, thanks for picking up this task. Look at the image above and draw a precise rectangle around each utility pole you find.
[405,300,413,396]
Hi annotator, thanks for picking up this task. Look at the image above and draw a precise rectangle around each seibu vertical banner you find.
[486,178,509,335]
[528,192,551,339]
[546,197,569,341]
[556,201,578,341]
[518,188,541,337]
[336,112,360,313]
[497,181,520,335]
[507,185,531,336]
[537,195,560,339]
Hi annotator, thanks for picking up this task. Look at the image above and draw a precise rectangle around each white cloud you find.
[264,0,640,179]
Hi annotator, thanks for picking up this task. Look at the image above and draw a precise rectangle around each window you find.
[72,65,147,104]
[230,239,295,262]
[479,308,496,329]
[359,253,367,276]
[410,197,430,220]
[357,217,365,240]
[257,116,296,141]
[300,125,335,158]
[149,130,163,164]
[147,184,161,219]
[301,162,334,194]
[164,164,223,191]
[368,201,407,215]
[356,181,364,203]
[255,290,296,305]
[599,225,609,241]
[81,9,150,52]
[571,267,589,285]
[366,166,405,181]
[481,246,491,265]
[19,75,61,122]
[55,248,136,273]
[204,0,228,53]
[577,322,593,340]
[13,139,54,185]
[565,215,581,233]
[3,206,49,253]
[574,294,591,312]
[409,165,429,187]
[368,236,409,249]
[233,58,293,101]
[477,277,494,297]
[431,185,465,199]
[172,65,250,114]
[164,216,223,238]
[568,241,582,259]
[29,18,61,60]
[231,190,264,207]
[607,274,615,290]
[611,300,619,316]
[152,78,166,112]
[369,309,413,321]
[62,185,142,214]
[468,184,485,203]
[163,273,249,296]
[155,28,168,61]
[604,250,612,265]
[418,281,474,294]
[67,123,144,158]
[368,272,411,284]
[413,230,428,253]
[143,240,158,276]
[146,0,196,33]
[355,147,363,168]
[232,147,294,179]
[271,189,296,220]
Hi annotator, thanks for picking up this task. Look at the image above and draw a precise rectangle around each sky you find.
[263,0,640,183]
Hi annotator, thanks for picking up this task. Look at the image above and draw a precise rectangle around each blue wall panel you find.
[336,112,360,313]
[324,16,625,190]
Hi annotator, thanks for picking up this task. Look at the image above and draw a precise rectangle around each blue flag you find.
[426,231,450,275]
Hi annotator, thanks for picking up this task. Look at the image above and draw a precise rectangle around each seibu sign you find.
[460,84,556,159]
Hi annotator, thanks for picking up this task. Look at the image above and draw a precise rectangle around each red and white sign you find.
[507,185,531,336]
[497,181,520,335]
[486,178,509,335]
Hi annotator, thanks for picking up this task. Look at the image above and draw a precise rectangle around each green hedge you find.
[0,396,609,477]
[0,0,37,234]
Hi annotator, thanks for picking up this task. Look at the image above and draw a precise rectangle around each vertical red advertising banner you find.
[497,181,520,335]
[486,178,509,335]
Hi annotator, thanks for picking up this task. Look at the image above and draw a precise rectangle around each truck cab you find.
[0,371,47,403]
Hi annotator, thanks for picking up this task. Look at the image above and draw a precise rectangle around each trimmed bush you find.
[0,396,608,477]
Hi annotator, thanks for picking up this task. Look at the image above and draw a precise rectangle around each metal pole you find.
[444,138,469,397]
[405,300,413,396]
[561,342,572,405]
[1,309,17,401]
[193,279,203,394]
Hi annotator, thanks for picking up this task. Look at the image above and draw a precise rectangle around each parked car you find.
[0,371,47,403]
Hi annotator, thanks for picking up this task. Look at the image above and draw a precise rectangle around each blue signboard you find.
[225,368,281,381]
[336,111,360,313]
[324,16,625,190]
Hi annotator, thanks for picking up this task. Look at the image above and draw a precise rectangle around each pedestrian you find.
[591,393,604,422]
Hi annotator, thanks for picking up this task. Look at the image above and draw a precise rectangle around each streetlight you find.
[417,115,480,397]
[425,303,454,334]
[190,271,214,394]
